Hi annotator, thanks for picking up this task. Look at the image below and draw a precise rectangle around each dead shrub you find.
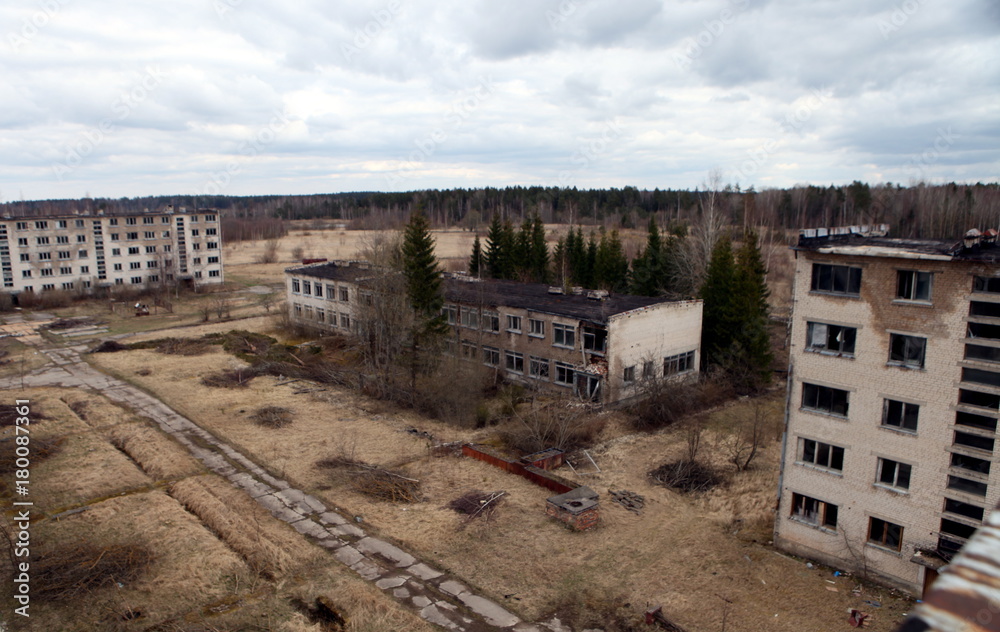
[136,368,152,376]
[630,375,732,431]
[33,543,154,600]
[649,459,722,494]
[154,338,213,356]
[352,470,421,503]
[200,368,256,388]
[290,596,347,630]
[68,400,90,420]
[90,340,128,354]
[549,589,643,632]
[500,402,606,454]
[249,406,293,429]
[0,437,62,473]
[447,490,506,526]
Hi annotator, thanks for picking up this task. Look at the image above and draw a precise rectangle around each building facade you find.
[285,261,703,404]
[0,207,223,296]
[775,225,1000,595]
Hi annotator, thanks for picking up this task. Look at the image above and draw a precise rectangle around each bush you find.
[200,368,255,388]
[500,402,605,454]
[33,543,154,600]
[249,406,293,428]
[630,375,732,431]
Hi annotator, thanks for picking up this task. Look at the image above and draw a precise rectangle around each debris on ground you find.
[448,490,507,527]
[608,489,645,514]
[90,340,128,353]
[316,456,422,503]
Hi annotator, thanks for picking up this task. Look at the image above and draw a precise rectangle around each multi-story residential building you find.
[285,260,703,404]
[0,206,223,296]
[775,225,1000,595]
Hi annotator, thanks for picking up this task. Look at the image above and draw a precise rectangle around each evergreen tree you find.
[401,211,448,389]
[566,228,585,285]
[699,235,739,370]
[731,229,773,388]
[594,228,629,292]
[551,237,567,286]
[469,234,483,278]
[514,217,532,280]
[584,231,598,289]
[485,214,505,279]
[630,217,664,296]
[499,219,517,280]
[529,214,549,284]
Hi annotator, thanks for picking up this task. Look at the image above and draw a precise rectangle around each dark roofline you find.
[794,224,1000,262]
[286,261,693,324]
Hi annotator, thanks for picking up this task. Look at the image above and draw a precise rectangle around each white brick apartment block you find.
[0,206,224,296]
[775,225,1000,595]
[286,261,703,404]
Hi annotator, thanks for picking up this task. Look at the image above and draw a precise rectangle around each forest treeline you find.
[4,181,999,240]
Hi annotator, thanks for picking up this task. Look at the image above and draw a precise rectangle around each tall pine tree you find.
[594,228,629,292]
[699,235,739,370]
[732,229,773,388]
[630,217,665,296]
[529,214,549,284]
[469,234,483,278]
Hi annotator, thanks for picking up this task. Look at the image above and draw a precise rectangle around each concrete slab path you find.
[0,337,583,632]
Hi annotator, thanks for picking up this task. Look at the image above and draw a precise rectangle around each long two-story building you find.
[0,206,223,296]
[775,225,1000,595]
[285,260,703,404]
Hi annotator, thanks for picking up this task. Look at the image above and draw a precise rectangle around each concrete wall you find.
[606,300,703,402]
[776,249,1000,593]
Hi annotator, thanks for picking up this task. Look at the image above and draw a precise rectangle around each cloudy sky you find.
[3,0,998,201]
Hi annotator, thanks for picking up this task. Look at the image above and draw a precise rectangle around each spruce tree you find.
[485,214,504,279]
[699,235,739,370]
[401,211,448,388]
[732,229,773,388]
[529,214,549,284]
[469,234,483,278]
[595,229,629,292]
[630,217,664,296]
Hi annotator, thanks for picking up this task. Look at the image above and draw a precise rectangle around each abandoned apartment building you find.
[0,206,224,297]
[775,224,1000,596]
[285,260,703,404]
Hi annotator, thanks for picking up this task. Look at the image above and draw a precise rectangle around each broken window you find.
[882,399,919,433]
[302,280,311,295]
[326,284,336,300]
[663,351,695,376]
[948,475,988,496]
[553,324,575,348]
[963,366,1000,388]
[482,345,500,367]
[505,350,524,373]
[442,304,458,325]
[806,322,857,355]
[877,458,912,490]
[959,388,1000,411]
[868,517,903,550]
[506,315,522,333]
[955,411,997,432]
[791,493,838,530]
[482,310,500,333]
[973,276,1000,294]
[944,498,985,521]
[801,383,849,417]
[950,452,991,475]
[940,518,977,541]
[528,318,545,337]
[896,270,932,301]
[642,361,656,380]
[954,431,995,452]
[340,313,350,330]
[971,301,1000,318]
[888,334,925,368]
[623,366,635,383]
[339,287,349,302]
[582,327,607,353]
[965,344,1000,364]
[460,307,479,329]
[529,356,549,379]
[575,373,601,401]
[798,438,844,471]
[811,263,862,296]
[554,362,574,386]
[461,340,478,359]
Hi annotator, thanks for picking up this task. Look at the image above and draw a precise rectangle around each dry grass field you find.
[87,340,915,632]
[0,387,434,632]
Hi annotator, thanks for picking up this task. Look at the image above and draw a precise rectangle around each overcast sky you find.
[3,0,998,201]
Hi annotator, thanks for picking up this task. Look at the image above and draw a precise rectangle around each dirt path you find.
[0,338,578,632]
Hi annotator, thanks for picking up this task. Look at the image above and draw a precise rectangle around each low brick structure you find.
[546,486,600,531]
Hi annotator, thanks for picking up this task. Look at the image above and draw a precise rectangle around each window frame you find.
[867,517,904,551]
[888,333,926,369]
[529,356,550,380]
[810,263,862,296]
[554,361,574,386]
[797,438,845,472]
[482,345,500,367]
[506,314,522,333]
[876,458,912,491]
[800,382,849,418]
[805,322,857,356]
[553,323,575,348]
[504,350,524,374]
[528,318,545,338]
[896,270,933,302]
[881,399,919,433]
[663,351,695,376]
[790,493,838,531]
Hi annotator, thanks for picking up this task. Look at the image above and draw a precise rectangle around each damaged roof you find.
[795,225,1000,263]
[288,261,683,325]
